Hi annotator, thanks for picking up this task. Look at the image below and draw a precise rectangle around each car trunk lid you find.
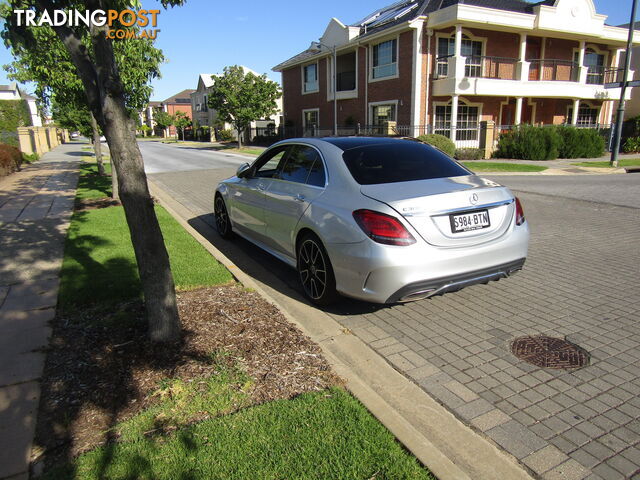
[360,175,515,247]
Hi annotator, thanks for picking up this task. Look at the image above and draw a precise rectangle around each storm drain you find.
[511,335,590,369]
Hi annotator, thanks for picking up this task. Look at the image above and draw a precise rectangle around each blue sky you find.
[0,0,634,101]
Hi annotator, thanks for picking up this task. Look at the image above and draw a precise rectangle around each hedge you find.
[495,125,603,160]
[417,133,456,157]
[0,100,32,147]
[0,143,23,177]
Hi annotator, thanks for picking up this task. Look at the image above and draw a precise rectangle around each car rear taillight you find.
[515,197,525,226]
[353,209,416,246]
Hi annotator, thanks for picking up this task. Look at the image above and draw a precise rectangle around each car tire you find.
[297,233,338,305]
[214,194,233,239]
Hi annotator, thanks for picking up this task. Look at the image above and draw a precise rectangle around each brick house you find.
[273,0,639,147]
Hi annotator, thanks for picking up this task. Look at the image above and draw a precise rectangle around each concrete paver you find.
[0,144,80,480]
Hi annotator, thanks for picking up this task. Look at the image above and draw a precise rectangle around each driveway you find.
[141,141,640,480]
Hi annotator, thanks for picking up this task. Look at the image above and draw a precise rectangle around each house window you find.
[574,49,605,85]
[336,51,356,92]
[568,104,599,126]
[303,64,318,93]
[371,104,396,125]
[202,94,208,112]
[303,109,319,136]
[434,101,479,140]
[372,39,397,79]
[436,35,483,77]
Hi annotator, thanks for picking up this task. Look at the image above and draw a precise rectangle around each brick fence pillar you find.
[479,121,495,159]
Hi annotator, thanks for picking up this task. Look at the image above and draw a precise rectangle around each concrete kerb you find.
[148,179,535,480]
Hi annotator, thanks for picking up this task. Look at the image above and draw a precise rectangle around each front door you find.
[229,146,290,241]
[263,145,326,257]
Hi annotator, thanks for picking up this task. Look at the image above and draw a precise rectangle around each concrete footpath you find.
[0,144,80,480]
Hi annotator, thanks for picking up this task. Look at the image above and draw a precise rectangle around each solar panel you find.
[367,1,418,28]
[355,0,416,26]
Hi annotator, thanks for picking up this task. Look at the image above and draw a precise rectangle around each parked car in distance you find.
[70,131,79,139]
[214,137,529,305]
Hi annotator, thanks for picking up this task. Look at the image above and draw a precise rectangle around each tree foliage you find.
[207,65,281,147]
[153,110,174,131]
[173,111,191,140]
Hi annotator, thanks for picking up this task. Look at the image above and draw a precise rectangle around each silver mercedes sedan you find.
[214,137,529,305]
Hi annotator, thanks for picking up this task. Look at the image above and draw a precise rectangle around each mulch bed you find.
[33,285,341,471]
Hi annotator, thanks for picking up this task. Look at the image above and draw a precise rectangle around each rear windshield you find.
[342,142,470,185]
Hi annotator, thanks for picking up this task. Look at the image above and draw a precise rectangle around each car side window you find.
[278,145,325,187]
[254,147,290,178]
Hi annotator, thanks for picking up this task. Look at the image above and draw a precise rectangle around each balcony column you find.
[453,25,465,79]
[578,41,588,84]
[515,97,523,125]
[571,99,580,125]
[450,95,459,141]
[517,33,529,81]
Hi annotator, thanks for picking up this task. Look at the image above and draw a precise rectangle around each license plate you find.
[450,209,490,233]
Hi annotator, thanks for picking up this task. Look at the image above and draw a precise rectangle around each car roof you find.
[320,136,419,151]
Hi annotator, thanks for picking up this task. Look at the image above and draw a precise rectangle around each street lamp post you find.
[311,41,338,136]
[611,0,638,167]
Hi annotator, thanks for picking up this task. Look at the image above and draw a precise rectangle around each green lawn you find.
[44,387,433,480]
[60,161,233,308]
[76,162,113,200]
[462,161,548,172]
[571,158,640,168]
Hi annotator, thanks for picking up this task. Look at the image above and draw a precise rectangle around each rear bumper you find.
[385,258,526,303]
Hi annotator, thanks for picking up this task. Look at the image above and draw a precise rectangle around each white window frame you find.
[572,45,609,85]
[566,102,601,126]
[369,36,399,83]
[432,97,482,144]
[434,30,486,78]
[326,49,359,101]
[302,62,319,94]
[369,100,398,126]
[302,108,320,136]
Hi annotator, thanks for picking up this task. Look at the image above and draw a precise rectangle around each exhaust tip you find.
[400,289,436,302]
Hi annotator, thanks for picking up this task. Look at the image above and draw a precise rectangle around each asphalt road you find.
[141,140,640,479]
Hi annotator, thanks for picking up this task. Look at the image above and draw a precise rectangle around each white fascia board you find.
[427,4,535,31]
[602,25,640,45]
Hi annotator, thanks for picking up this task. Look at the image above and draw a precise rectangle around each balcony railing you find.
[466,56,517,80]
[529,59,579,82]
[436,54,518,80]
[604,68,624,85]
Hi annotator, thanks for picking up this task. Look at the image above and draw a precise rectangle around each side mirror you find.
[236,163,251,178]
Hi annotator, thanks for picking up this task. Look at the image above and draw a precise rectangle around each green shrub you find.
[556,126,605,158]
[623,136,640,153]
[455,148,484,160]
[22,152,39,163]
[417,133,456,157]
[0,143,23,177]
[496,125,561,160]
[217,129,234,142]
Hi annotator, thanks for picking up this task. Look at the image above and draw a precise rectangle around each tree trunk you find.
[91,113,105,176]
[49,8,180,343]
[103,105,179,342]
[237,127,243,149]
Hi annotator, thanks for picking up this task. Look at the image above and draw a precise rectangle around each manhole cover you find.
[511,335,589,369]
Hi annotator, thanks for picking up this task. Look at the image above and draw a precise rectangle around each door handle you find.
[293,193,305,202]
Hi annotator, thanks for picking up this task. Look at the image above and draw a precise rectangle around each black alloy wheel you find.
[297,233,338,305]
[214,195,233,239]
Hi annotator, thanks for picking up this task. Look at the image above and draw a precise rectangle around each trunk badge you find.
[470,193,479,205]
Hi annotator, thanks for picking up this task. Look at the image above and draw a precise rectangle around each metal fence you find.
[244,123,616,152]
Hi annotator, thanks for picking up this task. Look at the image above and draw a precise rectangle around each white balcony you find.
[432,55,633,101]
